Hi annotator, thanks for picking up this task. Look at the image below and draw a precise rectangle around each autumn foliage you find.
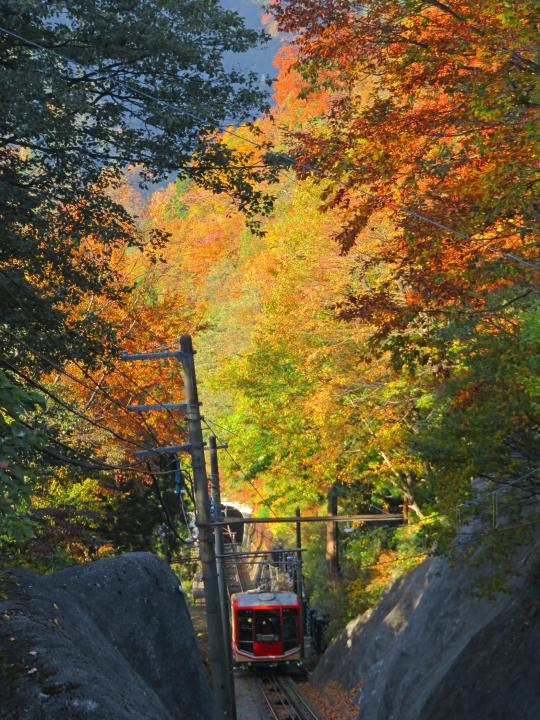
[273,0,540,330]
[3,0,539,632]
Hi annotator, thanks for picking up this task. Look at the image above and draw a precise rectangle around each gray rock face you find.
[312,551,540,720]
[0,552,213,719]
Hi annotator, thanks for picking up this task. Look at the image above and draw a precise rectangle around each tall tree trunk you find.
[326,483,341,581]
[403,493,410,524]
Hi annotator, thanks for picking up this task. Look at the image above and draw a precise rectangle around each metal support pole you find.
[209,435,237,720]
[326,484,340,581]
[208,513,403,525]
[295,507,304,659]
[179,335,230,720]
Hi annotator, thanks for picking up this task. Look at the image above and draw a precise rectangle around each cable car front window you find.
[255,610,281,642]
[237,609,254,653]
[282,608,298,651]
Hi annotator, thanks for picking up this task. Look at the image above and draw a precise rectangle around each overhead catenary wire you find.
[1,24,537,275]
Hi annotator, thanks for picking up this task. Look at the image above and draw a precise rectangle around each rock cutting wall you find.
[0,552,213,720]
[312,547,540,720]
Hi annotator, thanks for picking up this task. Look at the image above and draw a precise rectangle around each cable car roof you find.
[232,591,298,607]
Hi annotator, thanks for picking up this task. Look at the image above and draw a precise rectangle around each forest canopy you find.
[1,0,539,615]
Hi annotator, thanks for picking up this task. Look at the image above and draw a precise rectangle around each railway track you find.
[258,675,322,720]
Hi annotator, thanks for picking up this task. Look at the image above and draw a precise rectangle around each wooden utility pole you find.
[208,435,236,720]
[179,335,230,720]
[121,336,231,720]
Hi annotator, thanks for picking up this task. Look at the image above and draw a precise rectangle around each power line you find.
[0,277,199,552]
[0,340,193,524]
[1,297,196,550]
[32,425,197,546]
[492,465,540,490]
[1,338,190,483]
[15,415,164,476]
[123,85,529,264]
[0,323,165,446]
[3,23,538,560]
[203,417,277,517]
[2,20,537,460]
[222,447,278,518]
[15,409,198,557]
[0,265,180,372]
[1,24,537,274]
[0,270,196,516]
[0,252,183,364]
[143,459,195,547]
[0,356,150,451]
[0,252,186,397]
[0,275,184,438]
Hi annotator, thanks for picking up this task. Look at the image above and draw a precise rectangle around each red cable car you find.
[231,591,302,666]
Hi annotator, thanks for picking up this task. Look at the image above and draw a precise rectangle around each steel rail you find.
[258,675,322,720]
[278,677,320,720]
[258,679,280,720]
